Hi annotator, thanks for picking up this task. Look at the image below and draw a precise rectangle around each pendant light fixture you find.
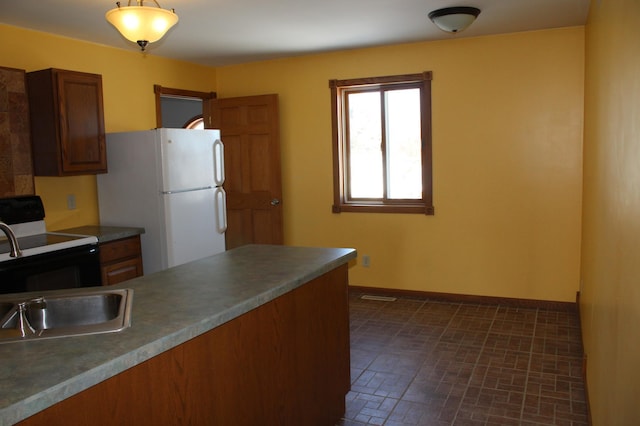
[105,0,178,51]
[428,6,481,33]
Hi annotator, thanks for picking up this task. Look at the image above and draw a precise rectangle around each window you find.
[153,85,216,128]
[329,72,434,214]
[184,115,204,129]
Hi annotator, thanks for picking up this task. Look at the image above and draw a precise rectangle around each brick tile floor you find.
[337,290,588,425]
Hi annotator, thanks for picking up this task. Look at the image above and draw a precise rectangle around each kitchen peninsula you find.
[0,245,356,426]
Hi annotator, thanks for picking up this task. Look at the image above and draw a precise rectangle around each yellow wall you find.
[1,24,585,303]
[581,0,640,424]
[216,28,585,302]
[0,25,216,230]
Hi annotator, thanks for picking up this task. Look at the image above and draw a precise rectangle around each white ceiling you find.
[1,0,590,67]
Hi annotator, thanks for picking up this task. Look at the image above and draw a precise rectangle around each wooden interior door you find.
[207,94,283,249]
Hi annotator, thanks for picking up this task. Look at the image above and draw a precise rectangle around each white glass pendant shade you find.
[428,7,480,33]
[106,2,178,49]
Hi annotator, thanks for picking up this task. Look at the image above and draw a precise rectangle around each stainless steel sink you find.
[0,288,133,343]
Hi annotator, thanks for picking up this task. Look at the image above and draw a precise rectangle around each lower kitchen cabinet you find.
[99,235,143,285]
[17,264,350,426]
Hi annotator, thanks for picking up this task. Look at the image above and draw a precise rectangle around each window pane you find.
[386,89,422,199]
[348,92,382,198]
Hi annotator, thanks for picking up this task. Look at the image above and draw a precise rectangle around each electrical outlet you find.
[67,194,76,210]
[362,254,370,268]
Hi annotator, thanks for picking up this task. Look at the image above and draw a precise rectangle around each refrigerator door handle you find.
[215,187,227,234]
[161,186,213,195]
[213,139,225,187]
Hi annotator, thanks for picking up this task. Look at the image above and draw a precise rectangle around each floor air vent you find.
[360,295,397,302]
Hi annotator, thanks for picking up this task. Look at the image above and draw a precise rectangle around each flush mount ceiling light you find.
[428,6,481,33]
[105,0,178,51]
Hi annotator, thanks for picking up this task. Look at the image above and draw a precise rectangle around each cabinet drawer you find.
[101,258,143,286]
[99,236,141,264]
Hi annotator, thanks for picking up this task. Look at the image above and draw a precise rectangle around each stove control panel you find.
[0,195,46,225]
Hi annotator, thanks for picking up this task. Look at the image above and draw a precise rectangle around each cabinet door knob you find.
[270,199,280,206]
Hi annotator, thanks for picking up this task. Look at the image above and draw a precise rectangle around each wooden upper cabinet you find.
[27,68,107,176]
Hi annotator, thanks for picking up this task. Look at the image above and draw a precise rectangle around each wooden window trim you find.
[153,85,217,128]
[329,72,434,215]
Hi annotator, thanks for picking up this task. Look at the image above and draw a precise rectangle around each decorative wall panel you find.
[0,66,33,196]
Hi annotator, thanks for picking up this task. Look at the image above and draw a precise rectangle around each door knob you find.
[270,199,280,206]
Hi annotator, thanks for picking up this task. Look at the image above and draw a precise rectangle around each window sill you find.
[332,203,434,215]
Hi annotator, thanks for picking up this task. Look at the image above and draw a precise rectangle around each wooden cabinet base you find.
[18,265,350,426]
[99,236,143,285]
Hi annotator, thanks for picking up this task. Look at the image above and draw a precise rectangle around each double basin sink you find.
[0,288,133,343]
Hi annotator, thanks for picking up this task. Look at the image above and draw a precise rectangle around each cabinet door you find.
[27,68,107,176]
[101,257,143,286]
[56,71,107,174]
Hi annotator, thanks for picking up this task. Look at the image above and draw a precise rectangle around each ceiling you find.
[2,0,590,67]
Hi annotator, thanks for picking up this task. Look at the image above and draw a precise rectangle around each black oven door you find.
[0,244,101,295]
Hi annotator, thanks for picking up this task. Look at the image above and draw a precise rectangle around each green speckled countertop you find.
[0,244,356,425]
[55,225,145,243]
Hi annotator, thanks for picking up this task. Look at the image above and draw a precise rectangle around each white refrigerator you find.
[97,128,226,275]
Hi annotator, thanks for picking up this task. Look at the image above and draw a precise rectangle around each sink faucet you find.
[0,221,22,258]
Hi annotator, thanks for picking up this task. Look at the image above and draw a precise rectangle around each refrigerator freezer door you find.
[158,128,221,192]
[163,188,225,269]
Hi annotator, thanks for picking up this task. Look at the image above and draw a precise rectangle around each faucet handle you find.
[27,297,47,309]
[16,302,37,337]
